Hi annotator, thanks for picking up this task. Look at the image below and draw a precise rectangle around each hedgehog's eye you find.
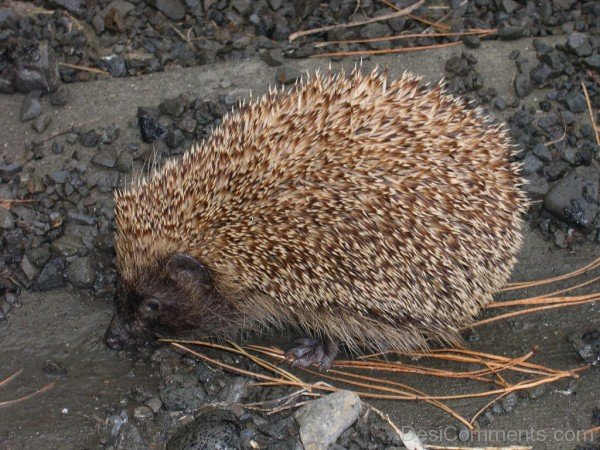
[144,299,161,312]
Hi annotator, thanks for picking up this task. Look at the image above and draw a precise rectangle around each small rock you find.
[360,22,391,50]
[567,32,592,57]
[133,406,154,421]
[499,0,519,13]
[498,22,523,40]
[523,175,549,196]
[48,170,69,184]
[20,94,42,122]
[462,35,481,48]
[584,54,600,70]
[533,143,552,162]
[20,255,40,281]
[522,153,543,175]
[67,256,95,288]
[51,235,82,256]
[529,63,553,85]
[494,96,507,111]
[32,115,52,133]
[165,129,185,149]
[80,130,101,147]
[544,166,599,229]
[160,373,206,410]
[115,152,133,173]
[145,397,162,414]
[138,116,166,143]
[13,41,59,93]
[501,393,518,413]
[565,92,587,113]
[46,0,85,16]
[514,73,531,98]
[92,148,118,168]
[113,423,146,450]
[149,0,186,21]
[570,329,600,365]
[0,206,15,229]
[166,408,241,450]
[49,87,70,107]
[37,260,65,291]
[275,67,301,85]
[159,96,186,117]
[295,390,361,450]
[99,55,128,77]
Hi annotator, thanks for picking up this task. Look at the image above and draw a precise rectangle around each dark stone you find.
[138,116,167,143]
[294,0,320,19]
[529,63,554,85]
[37,260,65,291]
[544,161,569,182]
[160,374,206,410]
[514,73,531,98]
[494,96,507,111]
[159,96,186,117]
[13,41,59,94]
[0,163,21,175]
[166,408,241,450]
[498,22,523,40]
[445,55,470,76]
[570,329,600,366]
[165,129,185,149]
[532,143,552,162]
[92,148,117,168]
[49,87,71,107]
[462,35,480,48]
[360,23,391,50]
[522,153,543,175]
[149,0,186,21]
[98,55,128,77]
[80,130,101,147]
[565,92,587,113]
[567,32,593,57]
[544,166,599,229]
[46,0,85,16]
[584,54,600,70]
[67,256,95,288]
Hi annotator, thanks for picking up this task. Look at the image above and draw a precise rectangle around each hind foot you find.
[284,336,338,371]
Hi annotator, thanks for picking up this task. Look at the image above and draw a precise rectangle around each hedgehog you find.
[104,68,527,370]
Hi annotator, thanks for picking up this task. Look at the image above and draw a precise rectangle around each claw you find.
[284,336,339,371]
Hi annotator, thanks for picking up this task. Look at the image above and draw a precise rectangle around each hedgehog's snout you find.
[104,313,132,350]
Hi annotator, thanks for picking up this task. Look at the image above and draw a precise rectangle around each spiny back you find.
[114,69,527,351]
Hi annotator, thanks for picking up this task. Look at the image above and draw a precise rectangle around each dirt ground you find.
[1,37,599,449]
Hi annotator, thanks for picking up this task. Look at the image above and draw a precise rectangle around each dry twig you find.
[312,41,462,58]
[289,0,425,42]
[58,62,110,76]
[581,80,600,146]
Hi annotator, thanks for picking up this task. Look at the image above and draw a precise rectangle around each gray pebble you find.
[32,114,52,133]
[20,95,42,122]
[67,256,95,288]
[0,206,15,229]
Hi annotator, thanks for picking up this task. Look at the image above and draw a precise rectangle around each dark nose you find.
[104,313,130,350]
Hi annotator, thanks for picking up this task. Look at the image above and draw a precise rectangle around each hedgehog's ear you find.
[168,253,212,290]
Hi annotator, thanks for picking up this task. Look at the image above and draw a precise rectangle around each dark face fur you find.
[104,253,236,350]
